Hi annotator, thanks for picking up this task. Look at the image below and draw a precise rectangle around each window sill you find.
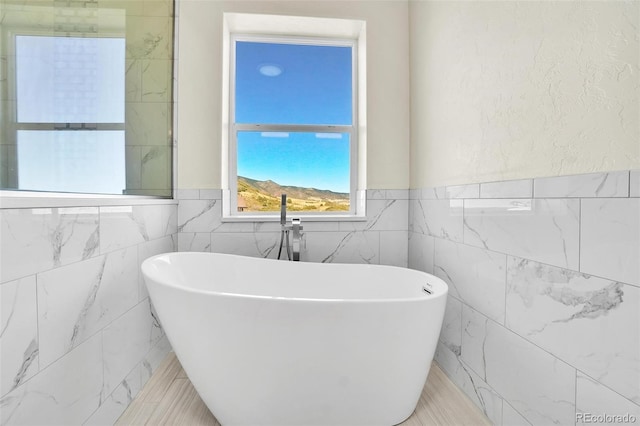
[222,214,367,223]
[0,190,177,209]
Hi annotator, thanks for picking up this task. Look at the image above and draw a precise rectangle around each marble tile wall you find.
[410,170,640,425]
[176,189,409,267]
[0,202,177,425]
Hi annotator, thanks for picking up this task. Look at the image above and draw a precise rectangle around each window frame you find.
[221,13,367,221]
[229,34,357,218]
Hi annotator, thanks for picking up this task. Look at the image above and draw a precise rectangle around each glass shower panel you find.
[0,0,174,197]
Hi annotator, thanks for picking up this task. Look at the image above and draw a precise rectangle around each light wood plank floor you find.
[116,352,490,426]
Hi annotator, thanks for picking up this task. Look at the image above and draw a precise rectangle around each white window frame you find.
[221,13,367,221]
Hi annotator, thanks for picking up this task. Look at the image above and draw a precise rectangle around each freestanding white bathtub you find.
[142,252,448,426]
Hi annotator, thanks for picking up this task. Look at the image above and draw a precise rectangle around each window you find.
[15,35,126,194]
[222,13,366,219]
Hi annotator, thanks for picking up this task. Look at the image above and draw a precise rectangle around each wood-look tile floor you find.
[116,352,490,426]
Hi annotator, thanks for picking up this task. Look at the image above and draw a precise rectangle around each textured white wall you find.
[177,0,410,190]
[410,1,639,188]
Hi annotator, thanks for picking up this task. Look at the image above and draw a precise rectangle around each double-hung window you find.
[13,35,126,194]
[227,25,362,218]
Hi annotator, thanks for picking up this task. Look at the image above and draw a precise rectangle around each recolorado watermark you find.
[577,412,637,424]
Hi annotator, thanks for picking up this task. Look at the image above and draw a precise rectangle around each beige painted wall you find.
[410,1,640,189]
[177,0,410,190]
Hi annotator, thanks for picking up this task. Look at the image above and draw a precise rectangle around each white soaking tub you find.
[142,252,448,426]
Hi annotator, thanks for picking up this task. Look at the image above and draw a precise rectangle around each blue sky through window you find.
[237,132,350,193]
[235,41,352,194]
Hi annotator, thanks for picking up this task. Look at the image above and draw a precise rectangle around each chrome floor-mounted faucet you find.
[277,194,303,261]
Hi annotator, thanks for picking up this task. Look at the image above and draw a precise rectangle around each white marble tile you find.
[502,402,531,426]
[462,306,576,425]
[1,207,99,283]
[435,239,507,323]
[379,231,408,267]
[0,333,103,426]
[85,365,142,426]
[420,187,446,200]
[177,232,211,253]
[125,146,142,190]
[99,205,176,254]
[409,199,427,235]
[446,184,480,199]
[576,373,640,425]
[210,232,281,259]
[464,198,580,270]
[456,360,503,425]
[460,305,491,381]
[367,199,408,231]
[126,16,173,59]
[385,189,410,200]
[141,59,171,102]
[304,231,379,264]
[480,179,533,199]
[342,199,408,232]
[102,300,157,398]
[177,199,221,233]
[140,336,172,387]
[581,198,639,287]
[126,103,170,146]
[37,247,139,369]
[143,0,174,17]
[408,232,435,274]
[434,341,503,425]
[421,199,464,242]
[439,296,462,357]
[367,189,387,200]
[138,235,176,301]
[125,59,142,102]
[506,257,640,404]
[631,170,640,197]
[140,145,172,191]
[0,276,39,398]
[534,171,630,198]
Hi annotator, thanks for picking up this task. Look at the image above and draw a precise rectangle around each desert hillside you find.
[237,176,349,212]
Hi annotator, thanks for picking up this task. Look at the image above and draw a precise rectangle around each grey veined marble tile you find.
[576,373,640,423]
[506,257,640,404]
[434,239,506,324]
[0,207,100,284]
[461,306,576,426]
[37,247,139,369]
[0,276,39,398]
[533,171,629,198]
[463,199,580,270]
[480,179,533,199]
[581,198,639,287]
[0,333,103,426]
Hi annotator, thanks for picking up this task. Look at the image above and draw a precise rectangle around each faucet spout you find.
[280,194,287,226]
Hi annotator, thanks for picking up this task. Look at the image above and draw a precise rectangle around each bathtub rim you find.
[142,252,448,304]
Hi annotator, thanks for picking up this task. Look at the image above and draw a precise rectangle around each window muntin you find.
[231,36,356,215]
